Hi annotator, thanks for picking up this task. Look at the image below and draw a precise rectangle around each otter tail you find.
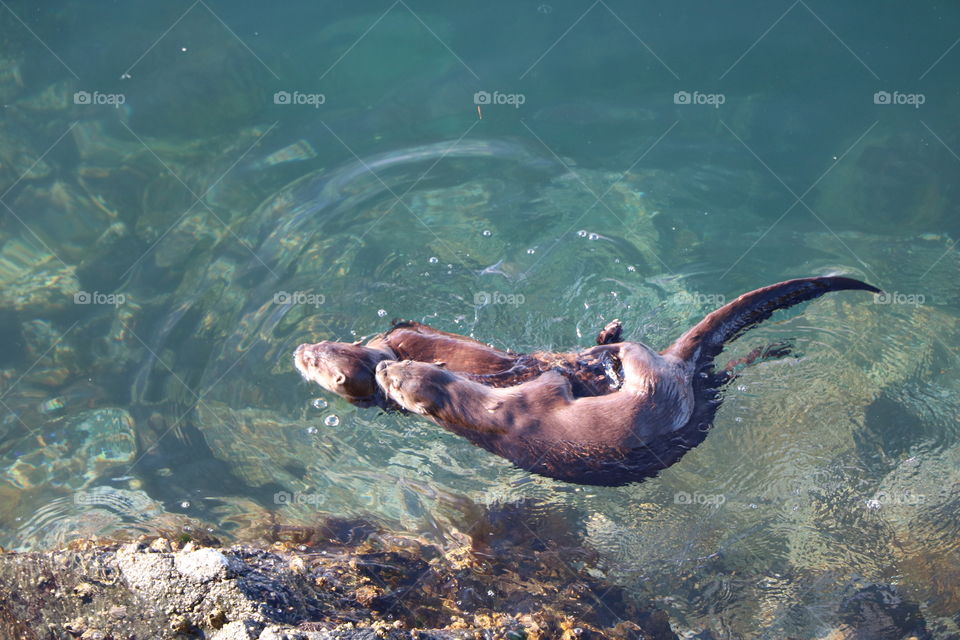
[662,276,880,371]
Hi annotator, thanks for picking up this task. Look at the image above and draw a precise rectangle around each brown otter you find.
[295,276,879,485]
[294,319,625,407]
[367,276,880,486]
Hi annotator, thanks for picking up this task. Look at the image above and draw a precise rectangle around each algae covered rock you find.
[0,520,679,640]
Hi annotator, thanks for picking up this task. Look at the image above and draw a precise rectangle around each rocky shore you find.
[0,520,677,640]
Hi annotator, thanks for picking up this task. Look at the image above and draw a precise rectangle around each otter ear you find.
[433,360,447,368]
[334,372,346,385]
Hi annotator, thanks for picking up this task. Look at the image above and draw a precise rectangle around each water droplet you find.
[481,229,492,237]
[588,232,599,240]
[428,256,439,264]
[311,398,328,410]
[734,417,743,423]
[526,248,536,254]
[627,265,637,272]
[306,426,318,435]
[180,500,191,509]
[577,230,587,238]
[377,309,387,317]
[324,415,340,427]
[487,589,495,596]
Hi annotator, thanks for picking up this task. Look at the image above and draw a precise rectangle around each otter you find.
[298,276,880,486]
[294,318,626,407]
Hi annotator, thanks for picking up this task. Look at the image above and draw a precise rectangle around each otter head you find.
[294,341,394,407]
[374,360,453,416]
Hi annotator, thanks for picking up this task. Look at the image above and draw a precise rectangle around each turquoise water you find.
[1,1,959,636]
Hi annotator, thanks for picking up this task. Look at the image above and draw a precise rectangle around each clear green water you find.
[1,1,959,637]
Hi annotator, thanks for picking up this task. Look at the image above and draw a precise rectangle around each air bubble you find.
[311,398,328,410]
[180,500,190,509]
[577,230,587,237]
[377,309,387,317]
[306,426,318,435]
[588,232,599,240]
[481,229,492,237]
[428,256,438,264]
[324,415,340,427]
[526,248,536,254]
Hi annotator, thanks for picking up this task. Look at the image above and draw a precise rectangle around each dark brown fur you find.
[299,276,881,485]
[295,320,623,408]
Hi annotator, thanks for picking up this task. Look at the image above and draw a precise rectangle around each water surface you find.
[1,2,958,637]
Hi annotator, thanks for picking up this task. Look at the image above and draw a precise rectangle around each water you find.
[1,1,959,637]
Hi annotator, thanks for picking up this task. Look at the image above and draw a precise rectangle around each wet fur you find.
[299,276,880,486]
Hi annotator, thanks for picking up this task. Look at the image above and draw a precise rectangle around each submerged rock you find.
[2,408,136,491]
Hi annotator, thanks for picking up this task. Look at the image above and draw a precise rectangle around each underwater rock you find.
[813,128,958,236]
[0,55,23,104]
[2,408,136,492]
[0,524,679,639]
[0,237,80,315]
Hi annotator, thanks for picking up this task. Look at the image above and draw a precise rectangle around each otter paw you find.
[596,319,623,345]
